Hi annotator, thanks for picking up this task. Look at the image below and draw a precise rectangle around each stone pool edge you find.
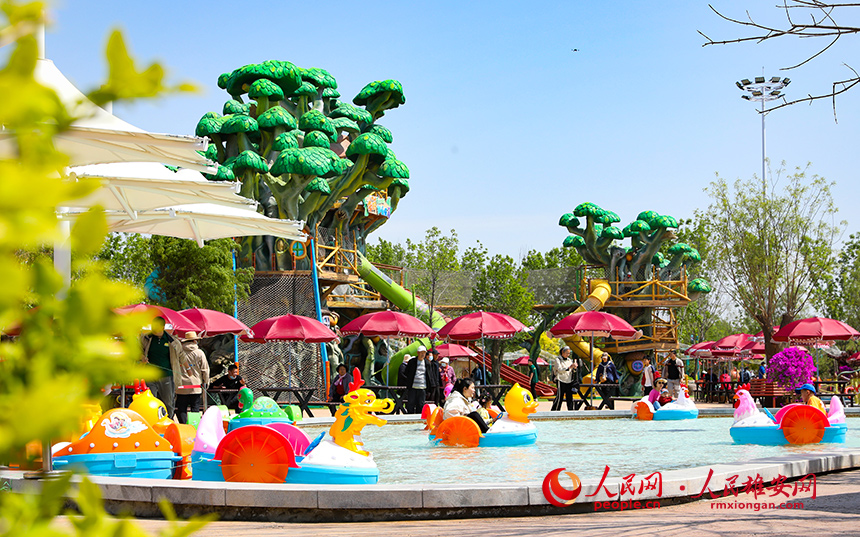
[2,447,859,522]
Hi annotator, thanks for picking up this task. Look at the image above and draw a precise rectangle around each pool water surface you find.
[303,417,860,484]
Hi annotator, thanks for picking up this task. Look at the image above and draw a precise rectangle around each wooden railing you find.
[315,225,361,275]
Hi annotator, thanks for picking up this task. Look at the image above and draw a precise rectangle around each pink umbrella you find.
[115,303,199,335]
[340,310,435,338]
[436,311,526,341]
[241,314,337,343]
[180,308,252,337]
[512,356,548,366]
[434,343,478,360]
[772,317,860,343]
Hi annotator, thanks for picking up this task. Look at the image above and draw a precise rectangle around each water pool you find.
[303,417,860,484]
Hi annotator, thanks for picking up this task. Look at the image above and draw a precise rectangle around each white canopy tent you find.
[63,203,306,247]
[65,162,255,218]
[0,59,213,172]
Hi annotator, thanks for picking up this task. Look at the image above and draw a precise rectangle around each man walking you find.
[661,351,685,398]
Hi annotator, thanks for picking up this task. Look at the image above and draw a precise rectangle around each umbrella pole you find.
[590,333,595,407]
[385,337,390,386]
[482,335,487,386]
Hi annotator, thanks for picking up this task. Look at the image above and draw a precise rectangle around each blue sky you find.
[46,1,860,259]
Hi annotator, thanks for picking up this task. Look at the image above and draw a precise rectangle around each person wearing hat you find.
[427,347,443,406]
[140,316,188,420]
[440,356,456,398]
[795,383,826,414]
[174,331,209,424]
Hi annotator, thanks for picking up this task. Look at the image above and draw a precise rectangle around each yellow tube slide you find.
[563,279,611,371]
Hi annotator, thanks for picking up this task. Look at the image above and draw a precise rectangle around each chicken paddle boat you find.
[730,385,847,445]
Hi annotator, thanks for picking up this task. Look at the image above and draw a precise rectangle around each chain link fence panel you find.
[236,272,325,403]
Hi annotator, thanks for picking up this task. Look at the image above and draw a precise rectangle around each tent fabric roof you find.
[0,59,213,172]
[66,162,255,217]
[64,203,306,247]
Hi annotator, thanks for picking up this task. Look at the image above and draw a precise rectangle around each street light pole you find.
[736,75,790,189]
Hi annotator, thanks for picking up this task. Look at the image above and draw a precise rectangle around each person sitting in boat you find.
[477,393,493,423]
[649,378,668,409]
[658,388,673,406]
[795,383,826,414]
[443,378,490,433]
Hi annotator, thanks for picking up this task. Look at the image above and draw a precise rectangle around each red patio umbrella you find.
[512,356,548,366]
[434,343,478,360]
[685,340,715,357]
[547,311,639,340]
[712,333,752,352]
[341,310,435,385]
[340,310,436,338]
[115,303,199,335]
[241,314,337,343]
[436,311,526,341]
[772,317,860,343]
[180,307,252,337]
[548,311,641,406]
[750,328,780,342]
[436,311,526,383]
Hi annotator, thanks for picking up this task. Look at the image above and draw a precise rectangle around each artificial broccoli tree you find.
[195,61,411,270]
[558,202,711,396]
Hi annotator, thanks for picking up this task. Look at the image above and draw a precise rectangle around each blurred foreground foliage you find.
[0,2,209,535]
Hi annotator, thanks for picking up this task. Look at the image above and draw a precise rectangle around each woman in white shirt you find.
[443,378,490,432]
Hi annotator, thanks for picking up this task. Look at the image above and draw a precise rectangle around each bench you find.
[311,402,342,417]
[749,379,790,408]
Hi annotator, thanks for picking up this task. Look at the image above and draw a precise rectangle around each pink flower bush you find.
[767,346,817,390]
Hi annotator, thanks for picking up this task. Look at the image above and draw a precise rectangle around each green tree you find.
[96,232,153,287]
[365,237,408,267]
[702,165,844,357]
[460,240,488,273]
[0,7,208,535]
[150,236,254,313]
[470,255,535,383]
[673,217,726,345]
[818,233,860,351]
[521,246,583,270]
[410,228,459,315]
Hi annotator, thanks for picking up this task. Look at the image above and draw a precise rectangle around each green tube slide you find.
[356,251,447,381]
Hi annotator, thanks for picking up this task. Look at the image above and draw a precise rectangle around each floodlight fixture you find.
[736,74,791,187]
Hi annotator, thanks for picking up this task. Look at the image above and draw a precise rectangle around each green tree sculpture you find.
[558,202,710,396]
[196,62,410,270]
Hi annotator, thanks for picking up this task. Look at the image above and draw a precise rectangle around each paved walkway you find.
[87,468,860,536]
